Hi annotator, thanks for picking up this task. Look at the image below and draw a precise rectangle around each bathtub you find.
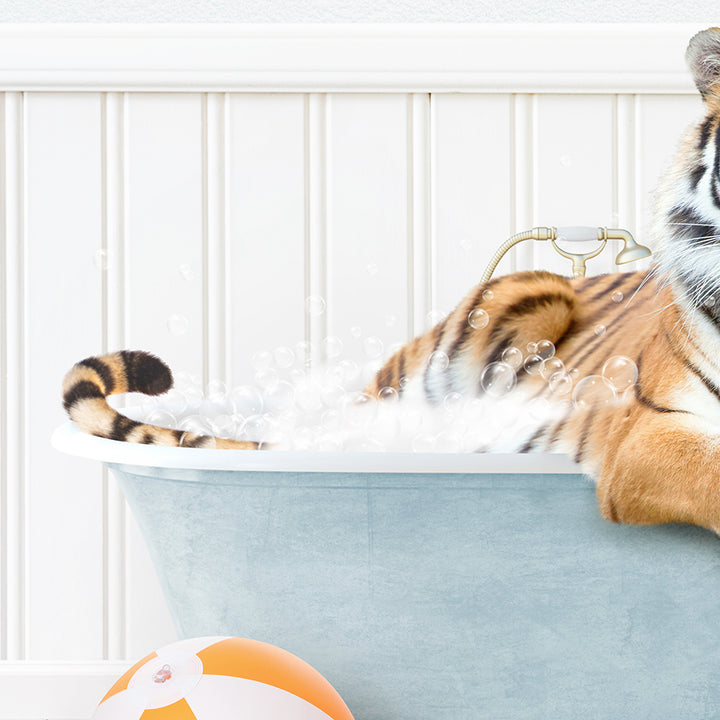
[52,417,720,720]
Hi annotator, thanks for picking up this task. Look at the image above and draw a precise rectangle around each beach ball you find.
[92,636,354,720]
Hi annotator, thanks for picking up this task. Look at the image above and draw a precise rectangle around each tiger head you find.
[653,27,720,315]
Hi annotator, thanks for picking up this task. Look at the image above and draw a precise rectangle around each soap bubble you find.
[443,391,464,414]
[560,155,573,167]
[323,364,345,387]
[342,391,378,427]
[146,409,177,429]
[254,367,279,392]
[251,350,273,371]
[182,383,204,406]
[321,408,343,431]
[292,426,317,451]
[305,296,326,316]
[601,355,638,392]
[177,415,215,436]
[289,368,307,386]
[161,388,189,415]
[480,362,517,397]
[229,385,263,416]
[482,289,494,301]
[378,386,399,402]
[338,358,361,385]
[366,263,379,276]
[412,432,437,453]
[320,383,346,408]
[366,411,400,444]
[317,434,343,451]
[240,414,269,442]
[523,354,543,375]
[350,326,362,338]
[428,350,450,372]
[178,415,217,448]
[611,290,624,303]
[527,397,552,420]
[324,336,344,359]
[540,356,565,380]
[572,375,616,409]
[345,437,385,453]
[179,432,216,449]
[178,264,195,281]
[206,379,227,404]
[594,324,606,336]
[548,371,573,396]
[295,341,314,367]
[526,342,537,354]
[294,380,323,412]
[536,340,555,359]
[93,249,108,270]
[501,346,523,370]
[435,430,462,453]
[468,308,489,329]
[273,346,295,369]
[264,380,295,411]
[363,336,384,359]
[167,314,189,336]
[385,314,397,327]
[212,414,239,439]
[464,397,486,423]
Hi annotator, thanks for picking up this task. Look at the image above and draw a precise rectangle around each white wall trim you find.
[0,661,129,719]
[0,23,703,93]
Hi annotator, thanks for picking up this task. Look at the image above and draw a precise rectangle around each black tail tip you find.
[123,350,173,396]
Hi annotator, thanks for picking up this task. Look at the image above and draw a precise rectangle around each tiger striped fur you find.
[62,28,720,533]
[62,350,256,450]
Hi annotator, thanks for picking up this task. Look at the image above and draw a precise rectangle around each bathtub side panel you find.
[110,465,720,720]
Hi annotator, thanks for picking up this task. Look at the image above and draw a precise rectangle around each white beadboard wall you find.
[0,24,706,719]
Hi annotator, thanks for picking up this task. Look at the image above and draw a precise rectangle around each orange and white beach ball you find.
[92,636,355,720]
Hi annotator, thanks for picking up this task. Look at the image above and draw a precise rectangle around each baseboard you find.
[0,662,129,720]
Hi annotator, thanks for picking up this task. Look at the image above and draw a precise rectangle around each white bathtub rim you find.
[51,420,583,475]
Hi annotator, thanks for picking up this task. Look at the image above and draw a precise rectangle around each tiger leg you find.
[595,412,720,534]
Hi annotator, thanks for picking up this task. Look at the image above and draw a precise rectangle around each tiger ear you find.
[686,27,720,100]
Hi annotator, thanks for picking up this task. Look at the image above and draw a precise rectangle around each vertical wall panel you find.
[1,91,24,661]
[534,95,616,276]
[410,94,431,338]
[512,95,536,280]
[326,93,410,366]
[124,510,176,660]
[122,93,199,655]
[123,93,205,377]
[205,93,228,386]
[0,91,5,660]
[226,93,307,386]
[103,92,128,662]
[635,94,703,244]
[432,94,513,314]
[24,93,105,659]
[306,94,329,367]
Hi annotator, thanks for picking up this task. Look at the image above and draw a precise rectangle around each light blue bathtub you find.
[53,420,720,720]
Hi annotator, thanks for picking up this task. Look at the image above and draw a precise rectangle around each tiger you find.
[62,27,720,535]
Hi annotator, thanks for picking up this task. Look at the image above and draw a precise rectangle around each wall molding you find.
[0,23,703,93]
